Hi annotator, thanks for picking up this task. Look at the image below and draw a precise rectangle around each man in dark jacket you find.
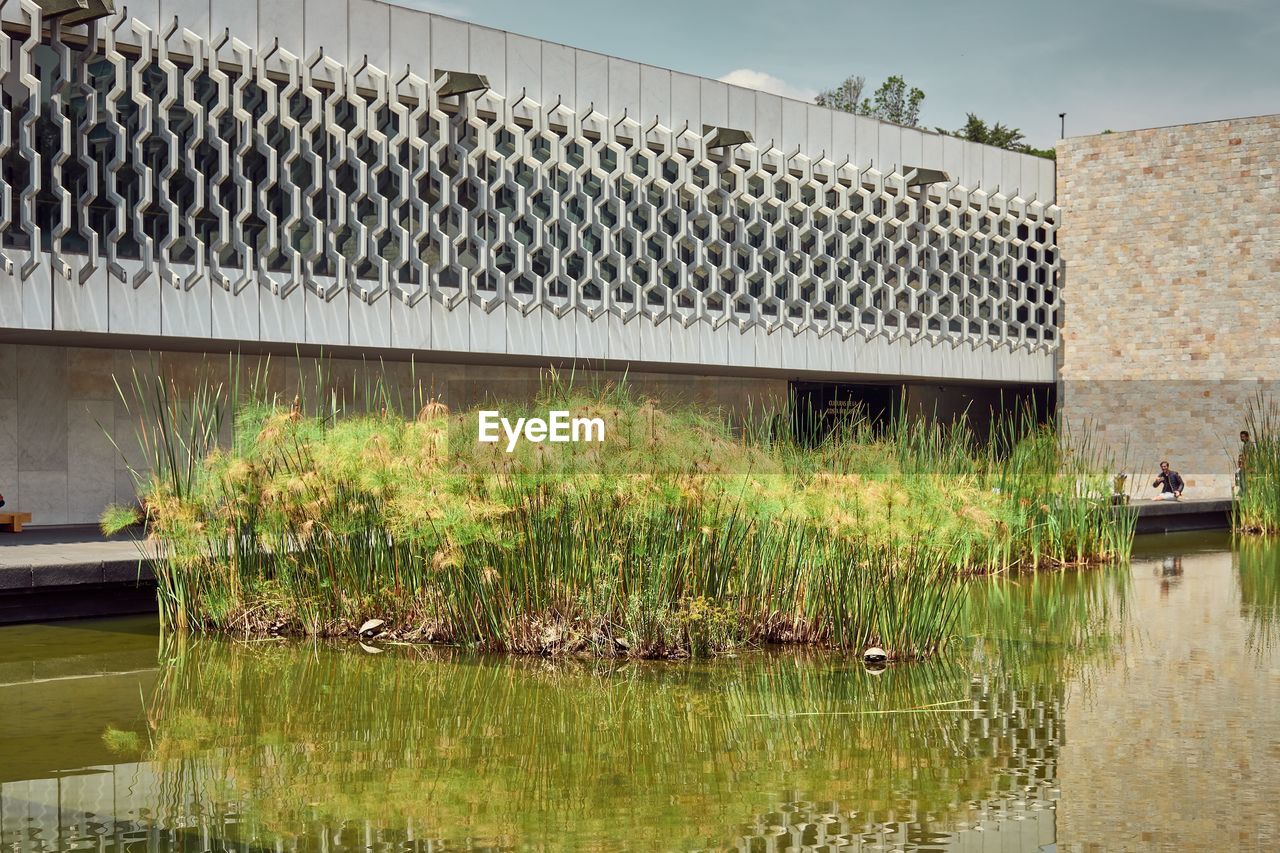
[1152,461,1184,500]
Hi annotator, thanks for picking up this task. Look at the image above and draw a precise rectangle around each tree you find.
[814,75,870,115]
[868,75,925,127]
[948,113,1026,150]
[814,73,925,126]
[937,113,1055,160]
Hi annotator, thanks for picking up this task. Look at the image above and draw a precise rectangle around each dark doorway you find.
[790,381,1055,446]
[791,382,903,444]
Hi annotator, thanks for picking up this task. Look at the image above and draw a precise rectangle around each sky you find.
[390,0,1280,148]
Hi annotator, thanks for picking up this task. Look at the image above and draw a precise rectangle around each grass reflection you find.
[1237,538,1280,653]
[138,566,1129,851]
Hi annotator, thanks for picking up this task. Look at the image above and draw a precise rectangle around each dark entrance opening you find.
[790,381,1055,446]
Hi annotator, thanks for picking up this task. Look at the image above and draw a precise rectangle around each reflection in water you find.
[7,540,1276,852]
[1238,539,1280,653]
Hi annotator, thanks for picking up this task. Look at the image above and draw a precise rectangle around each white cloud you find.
[717,69,817,103]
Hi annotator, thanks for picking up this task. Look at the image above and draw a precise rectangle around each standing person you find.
[1152,461,1184,500]
[1237,430,1253,494]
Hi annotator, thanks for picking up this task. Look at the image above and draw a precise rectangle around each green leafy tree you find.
[868,75,925,127]
[948,113,1026,150]
[814,75,870,115]
[814,73,925,126]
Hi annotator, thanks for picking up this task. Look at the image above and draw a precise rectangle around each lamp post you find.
[1059,112,1066,138]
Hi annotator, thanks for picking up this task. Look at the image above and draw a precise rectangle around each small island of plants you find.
[104,361,1135,661]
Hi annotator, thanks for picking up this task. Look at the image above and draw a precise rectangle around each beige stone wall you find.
[1057,115,1280,498]
[0,342,789,525]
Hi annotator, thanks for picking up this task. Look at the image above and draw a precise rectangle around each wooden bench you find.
[0,512,32,533]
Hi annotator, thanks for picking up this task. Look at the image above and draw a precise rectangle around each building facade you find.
[0,0,1059,523]
[1057,113,1280,498]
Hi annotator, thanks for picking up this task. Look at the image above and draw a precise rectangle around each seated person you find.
[1151,461,1184,500]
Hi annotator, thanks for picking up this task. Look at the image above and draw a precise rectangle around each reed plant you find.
[104,357,1134,659]
[1237,392,1280,534]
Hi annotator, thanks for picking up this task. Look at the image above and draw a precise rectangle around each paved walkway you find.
[0,528,159,590]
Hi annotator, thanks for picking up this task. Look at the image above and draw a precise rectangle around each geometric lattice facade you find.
[0,4,1059,354]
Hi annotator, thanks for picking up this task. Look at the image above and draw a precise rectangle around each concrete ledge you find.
[0,529,160,624]
[1133,498,1234,534]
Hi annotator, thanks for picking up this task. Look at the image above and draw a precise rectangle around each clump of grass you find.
[108,358,1133,659]
[102,727,142,755]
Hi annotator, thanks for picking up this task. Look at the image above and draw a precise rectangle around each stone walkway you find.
[0,528,159,590]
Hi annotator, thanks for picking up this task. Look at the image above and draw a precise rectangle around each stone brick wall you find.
[0,343,789,525]
[1057,115,1280,498]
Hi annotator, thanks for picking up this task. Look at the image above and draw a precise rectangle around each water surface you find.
[1,533,1277,851]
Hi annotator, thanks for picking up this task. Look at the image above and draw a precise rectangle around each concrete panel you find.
[304,0,347,66]
[964,140,985,189]
[430,17,470,73]
[698,79,729,128]
[305,287,350,345]
[17,470,68,526]
[853,116,880,169]
[540,310,576,359]
[668,320,698,366]
[349,292,392,349]
[506,33,542,101]
[755,326,784,369]
[0,344,14,399]
[942,134,965,183]
[831,110,856,165]
[470,302,509,354]
[16,347,67,471]
[160,0,210,40]
[389,5,431,77]
[161,270,212,338]
[806,105,833,159]
[106,263,158,333]
[259,283,306,342]
[0,255,21,330]
[574,50,608,114]
[348,0,391,70]
[725,322,754,368]
[781,98,807,153]
[575,312,608,361]
[468,24,507,93]
[983,145,1005,194]
[390,295,433,350]
[640,65,672,128]
[639,316,673,364]
[211,0,257,50]
[670,72,700,131]
[921,131,943,172]
[877,122,902,173]
[727,85,755,137]
[899,128,925,170]
[541,42,575,106]
[506,305,542,356]
[258,0,304,60]
[1003,150,1025,197]
[52,259,109,333]
[608,56,641,119]
[67,400,116,524]
[1039,157,1057,203]
[755,93,783,151]
[607,315,642,363]
[430,300,469,353]
[211,279,258,341]
[695,322,729,367]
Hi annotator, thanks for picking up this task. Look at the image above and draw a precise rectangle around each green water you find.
[2,533,1278,851]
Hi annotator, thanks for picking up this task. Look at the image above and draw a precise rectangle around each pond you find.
[2,532,1278,851]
